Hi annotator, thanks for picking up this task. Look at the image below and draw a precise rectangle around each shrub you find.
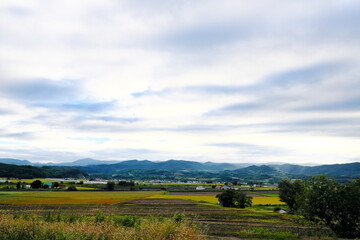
[273,206,281,212]
[95,210,106,222]
[67,185,77,191]
[111,215,141,227]
[106,181,115,191]
[173,213,185,223]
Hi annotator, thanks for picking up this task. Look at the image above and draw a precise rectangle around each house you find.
[25,185,31,189]
[196,186,205,190]
[43,182,53,188]
[279,209,287,214]
[214,185,222,189]
[222,185,230,190]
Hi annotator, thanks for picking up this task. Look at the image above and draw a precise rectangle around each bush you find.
[106,181,115,191]
[173,213,185,223]
[273,206,281,212]
[95,211,105,222]
[67,185,77,191]
[111,215,141,227]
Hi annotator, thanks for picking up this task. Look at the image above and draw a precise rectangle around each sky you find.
[0,0,360,164]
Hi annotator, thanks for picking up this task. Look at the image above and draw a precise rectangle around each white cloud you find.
[0,0,359,164]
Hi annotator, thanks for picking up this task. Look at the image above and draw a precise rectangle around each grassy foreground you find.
[0,212,205,240]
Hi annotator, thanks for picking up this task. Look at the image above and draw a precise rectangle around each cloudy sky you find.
[0,0,360,164]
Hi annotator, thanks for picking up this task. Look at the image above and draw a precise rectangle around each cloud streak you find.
[0,0,360,164]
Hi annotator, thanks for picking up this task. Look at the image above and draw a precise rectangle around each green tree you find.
[216,189,252,208]
[106,181,115,191]
[298,176,360,238]
[16,181,21,190]
[278,179,303,213]
[67,185,77,191]
[53,182,59,188]
[30,180,42,189]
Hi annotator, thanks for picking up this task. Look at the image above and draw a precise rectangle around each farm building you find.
[196,186,205,190]
[222,185,230,190]
[43,182,53,188]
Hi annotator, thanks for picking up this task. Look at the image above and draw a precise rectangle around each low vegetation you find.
[0,212,205,240]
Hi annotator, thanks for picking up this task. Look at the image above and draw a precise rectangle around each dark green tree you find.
[216,189,252,208]
[16,181,21,190]
[106,181,115,191]
[298,176,360,239]
[67,185,77,191]
[30,180,42,189]
[53,182,59,188]
[278,179,303,213]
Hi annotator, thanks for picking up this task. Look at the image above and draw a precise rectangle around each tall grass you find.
[0,212,205,240]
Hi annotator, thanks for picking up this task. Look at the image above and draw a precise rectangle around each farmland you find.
[148,191,283,205]
[0,189,336,239]
[0,191,160,205]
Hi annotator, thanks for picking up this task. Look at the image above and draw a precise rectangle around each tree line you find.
[0,163,87,179]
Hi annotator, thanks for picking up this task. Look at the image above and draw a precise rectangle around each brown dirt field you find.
[253,190,278,194]
[242,191,266,197]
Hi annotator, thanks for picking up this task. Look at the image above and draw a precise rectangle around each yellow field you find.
[0,191,161,205]
[75,187,99,190]
[9,179,87,184]
[147,194,283,205]
[252,197,283,205]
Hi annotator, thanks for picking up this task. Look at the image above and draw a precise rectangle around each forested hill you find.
[75,160,360,177]
[271,162,360,177]
[0,163,88,179]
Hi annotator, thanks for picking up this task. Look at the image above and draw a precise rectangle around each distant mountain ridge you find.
[0,158,33,165]
[72,159,248,174]
[0,158,359,178]
[0,163,88,179]
[55,158,120,166]
[271,162,360,177]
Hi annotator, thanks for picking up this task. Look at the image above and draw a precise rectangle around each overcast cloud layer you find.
[1,0,360,164]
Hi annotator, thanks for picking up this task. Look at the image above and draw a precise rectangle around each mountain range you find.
[0,158,359,179]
